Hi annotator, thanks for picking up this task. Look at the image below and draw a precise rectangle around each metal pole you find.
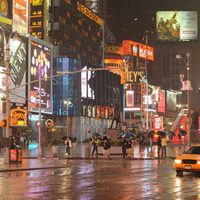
[145,35,149,132]
[4,39,10,139]
[0,28,16,163]
[67,103,68,137]
[38,64,43,158]
[186,56,191,148]
[3,30,10,164]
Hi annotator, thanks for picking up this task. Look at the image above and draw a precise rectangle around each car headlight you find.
[197,161,200,164]
[174,159,182,164]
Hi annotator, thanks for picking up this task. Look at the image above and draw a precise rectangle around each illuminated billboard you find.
[122,40,154,61]
[9,38,27,104]
[81,66,95,99]
[157,89,165,113]
[30,0,44,39]
[0,0,12,25]
[28,36,53,114]
[167,90,177,112]
[156,11,198,41]
[13,0,29,34]
[126,90,134,108]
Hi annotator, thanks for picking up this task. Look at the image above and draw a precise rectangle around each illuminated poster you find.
[10,107,27,126]
[13,0,28,34]
[126,90,134,108]
[9,38,27,104]
[0,0,12,25]
[28,36,53,114]
[153,116,163,131]
[81,66,94,99]
[156,11,198,41]
[157,90,165,113]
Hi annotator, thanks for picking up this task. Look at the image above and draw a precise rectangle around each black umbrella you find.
[62,136,67,140]
[168,131,175,136]
[92,132,101,139]
[157,131,166,137]
[101,135,110,140]
[125,131,136,139]
[148,130,155,137]
[179,128,187,136]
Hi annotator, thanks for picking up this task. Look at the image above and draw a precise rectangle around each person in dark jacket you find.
[122,138,128,158]
[103,139,111,159]
[157,135,162,158]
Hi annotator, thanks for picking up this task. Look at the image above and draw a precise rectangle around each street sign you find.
[45,119,54,128]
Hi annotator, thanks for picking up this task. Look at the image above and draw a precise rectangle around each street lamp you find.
[0,27,18,163]
[176,52,192,148]
[64,99,73,137]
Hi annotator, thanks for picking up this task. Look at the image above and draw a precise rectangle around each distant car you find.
[173,146,200,176]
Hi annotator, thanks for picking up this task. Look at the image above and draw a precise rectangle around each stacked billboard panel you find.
[156,11,198,42]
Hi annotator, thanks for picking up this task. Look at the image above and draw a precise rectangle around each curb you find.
[0,157,176,173]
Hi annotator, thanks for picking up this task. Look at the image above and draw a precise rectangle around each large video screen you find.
[156,11,198,41]
[28,36,53,114]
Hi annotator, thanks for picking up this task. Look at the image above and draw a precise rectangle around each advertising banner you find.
[126,90,134,108]
[28,36,53,114]
[9,38,27,103]
[156,11,198,41]
[13,0,28,34]
[157,90,165,113]
[10,107,28,126]
[0,0,12,25]
[153,115,163,131]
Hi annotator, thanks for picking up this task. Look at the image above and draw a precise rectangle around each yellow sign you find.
[10,107,28,126]
[126,70,144,83]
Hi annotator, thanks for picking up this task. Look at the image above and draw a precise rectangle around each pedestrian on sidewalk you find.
[103,138,111,159]
[122,137,128,158]
[157,135,162,158]
[65,137,72,156]
[91,136,99,158]
[126,139,133,159]
[161,135,168,158]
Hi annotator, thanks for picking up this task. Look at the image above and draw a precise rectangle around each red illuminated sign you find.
[157,90,165,113]
[153,116,163,131]
[122,40,154,61]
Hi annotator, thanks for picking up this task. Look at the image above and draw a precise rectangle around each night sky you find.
[106,0,200,45]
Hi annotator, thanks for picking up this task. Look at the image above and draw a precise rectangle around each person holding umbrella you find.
[121,137,128,159]
[91,136,99,158]
[157,135,162,158]
[103,137,111,159]
[161,135,168,158]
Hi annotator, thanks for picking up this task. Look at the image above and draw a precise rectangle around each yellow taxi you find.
[173,146,200,176]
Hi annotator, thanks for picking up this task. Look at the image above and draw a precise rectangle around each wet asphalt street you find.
[0,158,200,200]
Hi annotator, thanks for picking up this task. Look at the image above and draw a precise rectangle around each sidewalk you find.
[0,142,188,172]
